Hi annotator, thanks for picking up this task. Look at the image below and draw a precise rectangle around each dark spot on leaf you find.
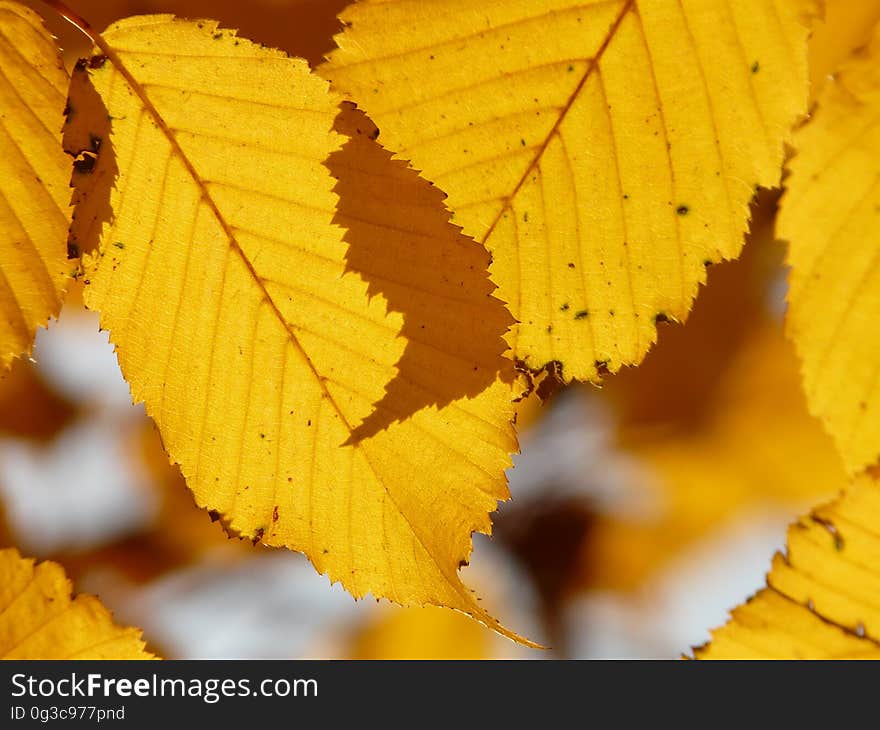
[208,510,220,523]
[73,153,96,175]
[751,60,760,73]
[676,205,689,216]
[87,54,108,69]
[655,312,669,324]
[272,506,279,522]
[560,303,570,312]
[574,310,589,320]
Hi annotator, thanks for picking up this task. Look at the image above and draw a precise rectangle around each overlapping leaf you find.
[780,28,880,474]
[0,2,72,369]
[322,0,817,381]
[76,16,528,641]
[695,472,880,659]
[0,548,152,659]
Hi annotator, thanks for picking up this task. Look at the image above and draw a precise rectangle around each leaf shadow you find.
[327,103,515,444]
[63,58,117,260]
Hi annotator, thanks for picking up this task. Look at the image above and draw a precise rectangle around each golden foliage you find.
[0,548,153,659]
[322,0,816,381]
[76,16,529,642]
[807,0,880,94]
[696,472,880,659]
[780,28,880,474]
[348,606,492,659]
[590,323,846,591]
[0,2,71,369]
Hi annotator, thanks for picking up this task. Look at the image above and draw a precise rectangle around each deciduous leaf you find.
[0,1,72,369]
[322,0,816,381]
[347,605,493,659]
[694,472,880,659]
[76,17,529,642]
[807,0,880,94]
[0,547,153,659]
[589,322,846,591]
[779,29,880,474]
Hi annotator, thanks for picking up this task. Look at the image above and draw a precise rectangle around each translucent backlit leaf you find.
[0,547,153,659]
[807,0,880,94]
[77,17,529,642]
[0,1,71,368]
[780,29,880,474]
[695,472,880,659]
[347,606,493,659]
[322,0,816,381]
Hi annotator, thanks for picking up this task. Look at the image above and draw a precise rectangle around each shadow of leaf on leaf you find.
[328,103,516,443]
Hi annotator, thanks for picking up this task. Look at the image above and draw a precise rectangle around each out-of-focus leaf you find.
[0,357,76,441]
[807,0,880,94]
[75,17,528,642]
[587,324,845,591]
[0,547,154,659]
[347,606,493,659]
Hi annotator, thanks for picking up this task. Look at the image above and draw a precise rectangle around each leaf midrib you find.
[476,0,635,249]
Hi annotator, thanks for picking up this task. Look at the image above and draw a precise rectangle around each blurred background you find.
[3,0,862,658]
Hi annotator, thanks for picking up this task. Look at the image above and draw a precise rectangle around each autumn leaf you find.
[807,0,880,94]
[0,1,72,369]
[779,28,880,474]
[74,16,530,643]
[321,0,817,381]
[347,606,493,659]
[695,472,880,659]
[0,547,153,659]
[589,322,846,591]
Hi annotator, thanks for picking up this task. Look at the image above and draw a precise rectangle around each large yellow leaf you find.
[77,16,529,642]
[779,29,880,474]
[321,0,816,381]
[695,472,880,659]
[0,1,71,369]
[0,548,153,659]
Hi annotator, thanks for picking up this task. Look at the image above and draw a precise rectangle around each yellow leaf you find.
[0,548,153,659]
[76,17,531,643]
[695,471,880,659]
[0,1,71,369]
[807,0,880,94]
[321,0,816,381]
[779,29,880,474]
[347,606,493,659]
